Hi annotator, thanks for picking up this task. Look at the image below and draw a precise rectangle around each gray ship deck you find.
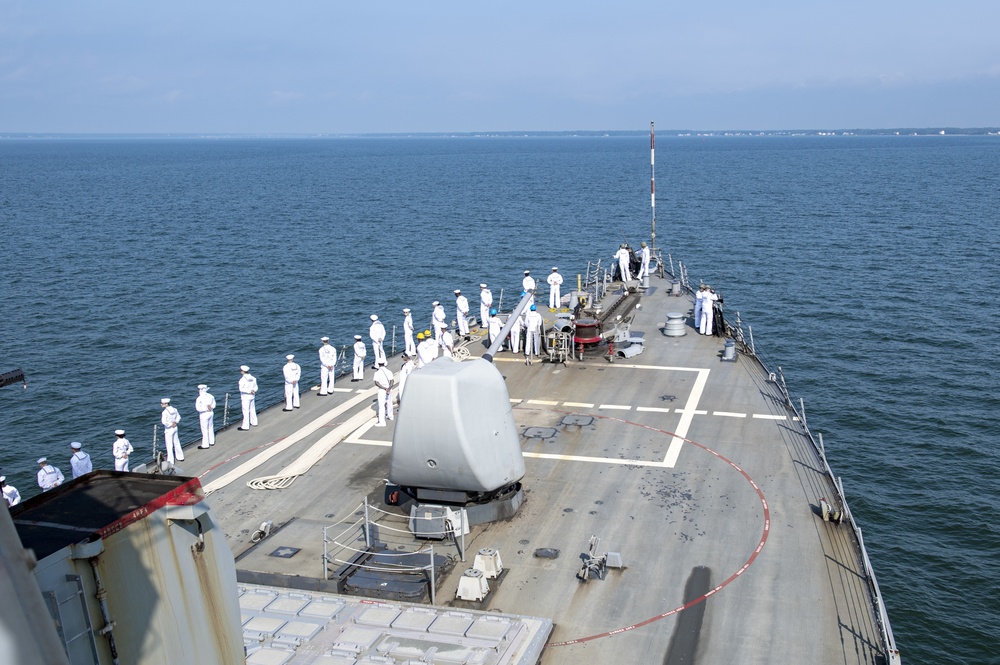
[179,273,886,664]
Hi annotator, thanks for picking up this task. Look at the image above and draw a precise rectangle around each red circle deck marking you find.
[543,411,771,648]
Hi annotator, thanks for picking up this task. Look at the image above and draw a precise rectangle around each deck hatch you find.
[523,427,558,439]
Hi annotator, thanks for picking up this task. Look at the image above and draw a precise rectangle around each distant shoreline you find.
[2,128,999,140]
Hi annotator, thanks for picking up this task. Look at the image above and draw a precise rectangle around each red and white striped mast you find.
[650,120,656,252]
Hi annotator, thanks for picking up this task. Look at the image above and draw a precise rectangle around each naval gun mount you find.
[385,291,537,526]
[386,356,526,526]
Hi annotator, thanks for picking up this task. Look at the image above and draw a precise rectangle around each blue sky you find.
[2,1,998,133]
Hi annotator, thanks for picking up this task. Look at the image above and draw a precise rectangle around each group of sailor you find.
[3,436,123,505]
[2,267,582,506]
[613,241,652,284]
[694,284,720,335]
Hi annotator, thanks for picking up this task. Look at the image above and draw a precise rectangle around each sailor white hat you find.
[160,397,170,404]
[370,314,378,321]
[454,289,461,294]
[480,283,487,288]
[432,300,439,306]
[320,336,329,341]
[286,354,295,360]
[524,270,530,274]
[402,307,410,313]
[354,334,363,340]
[197,383,208,390]
[37,457,47,464]
[70,441,82,449]
[0,476,5,482]
[115,429,125,436]
[240,365,250,372]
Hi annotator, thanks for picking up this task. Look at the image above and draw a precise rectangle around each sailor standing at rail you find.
[397,353,414,404]
[547,267,563,310]
[614,244,633,282]
[414,332,430,368]
[454,290,470,340]
[36,457,64,491]
[479,284,493,332]
[432,301,447,347]
[112,429,133,471]
[282,354,301,410]
[318,336,337,395]
[1,476,20,507]
[352,335,367,381]
[637,242,651,281]
[238,365,258,430]
[369,314,387,365]
[160,397,184,463]
[522,270,536,306]
[402,308,416,356]
[69,441,92,478]
[694,284,706,331]
[196,384,216,448]
[524,304,544,365]
[700,286,719,335]
[373,361,394,427]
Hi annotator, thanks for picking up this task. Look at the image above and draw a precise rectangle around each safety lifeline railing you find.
[722,306,901,665]
[321,498,468,606]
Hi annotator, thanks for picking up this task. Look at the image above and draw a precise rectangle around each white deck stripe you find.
[665,368,710,467]
[523,451,672,468]
[599,404,632,410]
[636,406,671,413]
[752,414,787,420]
[562,402,594,408]
[527,399,560,406]
[714,411,747,418]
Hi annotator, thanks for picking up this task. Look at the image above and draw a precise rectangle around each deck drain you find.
[523,427,558,439]
[268,547,301,559]
[561,415,595,427]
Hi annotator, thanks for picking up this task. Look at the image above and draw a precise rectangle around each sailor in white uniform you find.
[373,361,395,427]
[547,267,563,310]
[369,315,387,365]
[402,308,416,356]
[196,384,216,448]
[509,297,525,353]
[239,366,258,430]
[113,429,133,471]
[397,354,415,404]
[487,308,503,347]
[432,301,447,347]
[694,284,705,331]
[700,286,719,335]
[318,337,337,395]
[441,323,455,358]
[352,335,367,381]
[416,331,438,368]
[521,270,536,307]
[637,242,651,280]
[614,244,632,282]
[36,457,64,491]
[160,397,184,464]
[479,284,493,332]
[1,476,20,507]
[524,304,544,364]
[454,290,470,339]
[69,441,92,478]
[282,354,301,410]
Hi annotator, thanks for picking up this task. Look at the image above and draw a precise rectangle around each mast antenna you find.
[650,121,656,252]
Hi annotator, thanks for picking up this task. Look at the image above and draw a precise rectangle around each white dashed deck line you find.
[636,406,672,413]
[599,404,632,410]
[714,411,747,418]
[753,414,787,420]
[562,402,595,408]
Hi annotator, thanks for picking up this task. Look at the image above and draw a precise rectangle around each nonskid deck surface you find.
[180,274,885,665]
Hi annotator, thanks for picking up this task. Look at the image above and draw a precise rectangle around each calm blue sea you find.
[1,135,998,663]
